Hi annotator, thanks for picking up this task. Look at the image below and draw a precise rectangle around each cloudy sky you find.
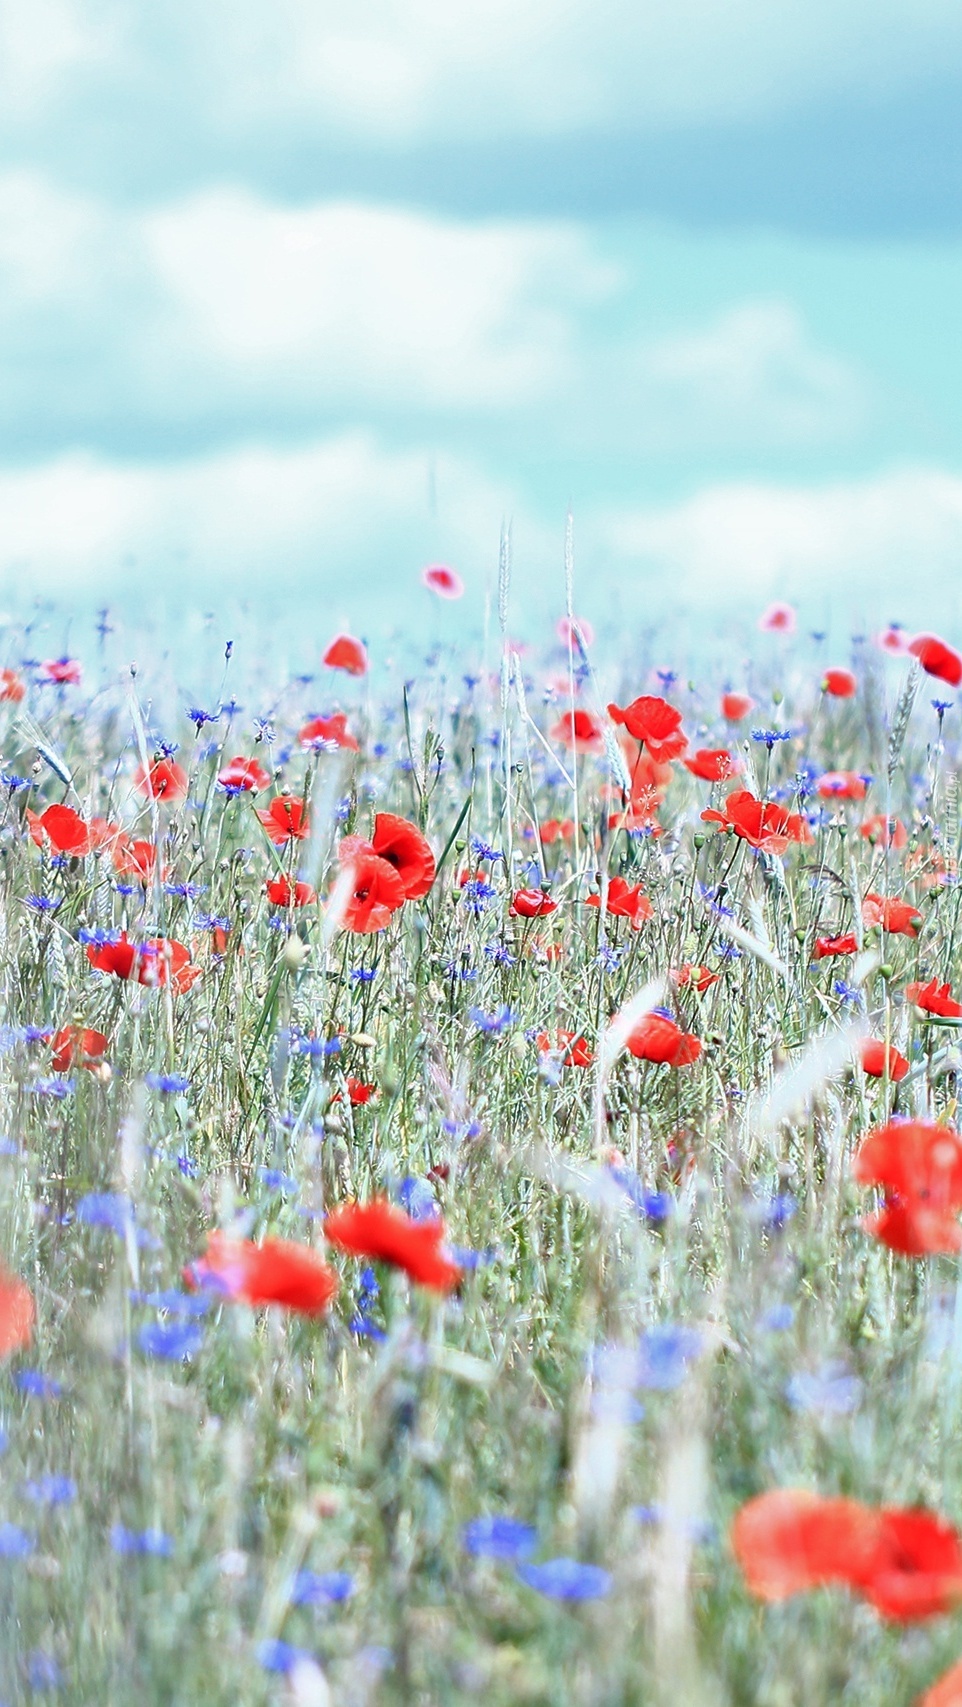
[2,0,962,638]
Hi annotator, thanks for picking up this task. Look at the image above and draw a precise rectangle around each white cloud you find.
[3,0,962,148]
[596,465,962,620]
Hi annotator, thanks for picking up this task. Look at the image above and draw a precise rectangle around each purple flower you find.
[516,1558,611,1600]
[786,1360,861,1418]
[636,1325,701,1391]
[256,1640,313,1675]
[289,1569,354,1606]
[0,1521,34,1557]
[109,1525,173,1557]
[468,1005,516,1036]
[76,1193,134,1235]
[13,1371,61,1399]
[21,1475,75,1505]
[137,1321,205,1361]
[461,1516,536,1561]
[144,1073,191,1094]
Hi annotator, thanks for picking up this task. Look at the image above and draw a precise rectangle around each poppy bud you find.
[693,833,706,849]
[794,927,806,941]
[879,963,894,979]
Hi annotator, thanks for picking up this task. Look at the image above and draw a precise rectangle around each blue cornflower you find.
[484,943,516,967]
[751,728,794,750]
[23,1026,53,1044]
[762,1192,797,1232]
[25,896,61,914]
[137,1321,204,1361]
[156,740,179,759]
[468,1005,516,1036]
[0,1521,34,1557]
[594,944,623,973]
[461,1516,536,1561]
[470,836,503,863]
[258,1167,299,1195]
[76,1193,134,1234]
[31,1078,73,1099]
[443,961,478,982]
[144,1072,190,1094]
[176,1154,198,1178]
[637,1325,701,1390]
[77,926,121,947]
[933,699,954,715]
[2,772,29,790]
[21,1475,76,1505]
[462,878,497,915]
[350,967,377,983]
[397,1176,437,1221]
[448,1244,494,1269]
[290,1569,354,1606]
[194,914,231,932]
[163,883,206,900]
[26,1650,61,1690]
[607,1170,674,1226]
[293,1035,341,1058]
[759,1303,795,1333]
[655,669,678,689]
[833,978,861,1006]
[786,1360,861,1417]
[516,1558,611,1600]
[109,1525,173,1557]
[187,707,217,730]
[257,1640,313,1676]
[14,1371,61,1399]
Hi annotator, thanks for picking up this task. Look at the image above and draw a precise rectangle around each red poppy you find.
[721,691,754,721]
[255,795,309,844]
[702,789,812,854]
[265,874,317,907]
[323,633,368,676]
[863,1508,962,1621]
[625,1012,701,1067]
[816,771,868,800]
[878,624,910,655]
[218,755,272,792]
[51,1025,108,1073]
[921,1657,962,1705]
[26,804,91,857]
[585,876,653,930]
[298,713,360,752]
[670,964,719,993]
[112,838,164,884]
[863,1201,962,1257]
[813,933,858,959]
[539,818,575,843]
[370,813,435,899]
[859,1039,909,1081]
[823,667,857,697]
[862,892,922,936]
[335,851,406,933]
[861,814,908,850]
[0,668,25,703]
[853,1117,962,1212]
[910,634,962,688]
[535,1029,594,1068]
[557,614,594,648]
[759,603,795,632]
[86,931,199,993]
[88,817,123,850]
[906,979,962,1018]
[324,1199,462,1292]
[343,1077,376,1105]
[607,695,687,762]
[422,564,464,599]
[186,1232,338,1316]
[134,758,188,801]
[732,1489,879,1602]
[683,748,740,782]
[40,657,81,685]
[510,888,557,919]
[549,709,604,752]
[0,1263,35,1359]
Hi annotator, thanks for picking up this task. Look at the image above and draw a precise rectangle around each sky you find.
[1,0,962,643]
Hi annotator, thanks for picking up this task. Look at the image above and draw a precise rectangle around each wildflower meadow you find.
[5,579,962,1705]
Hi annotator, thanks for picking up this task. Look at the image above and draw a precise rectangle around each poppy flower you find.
[324,1199,462,1292]
[732,1489,879,1602]
[26,804,91,857]
[510,889,557,919]
[670,964,719,994]
[862,892,922,937]
[86,931,199,993]
[683,748,740,782]
[823,668,857,697]
[335,852,406,933]
[625,1011,701,1067]
[535,1029,594,1068]
[0,1263,35,1359]
[759,602,795,632]
[910,634,962,688]
[863,1508,962,1621]
[549,709,604,752]
[585,877,653,930]
[218,756,271,792]
[368,813,435,899]
[702,789,812,854]
[607,696,687,763]
[422,564,464,599]
[40,657,81,685]
[813,933,858,959]
[50,1025,108,1073]
[859,1039,909,1081]
[186,1232,338,1316]
[134,758,188,801]
[539,818,575,844]
[322,633,368,676]
[906,980,962,1019]
[557,615,594,648]
[298,713,360,752]
[860,814,908,850]
[920,1657,962,1705]
[0,668,25,703]
[255,795,309,845]
[721,691,754,721]
[816,771,868,800]
[864,1201,962,1256]
[853,1117,962,1213]
[112,838,164,884]
[265,875,317,908]
[343,1077,376,1105]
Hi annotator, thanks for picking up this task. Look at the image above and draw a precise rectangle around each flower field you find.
[4,594,962,1703]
